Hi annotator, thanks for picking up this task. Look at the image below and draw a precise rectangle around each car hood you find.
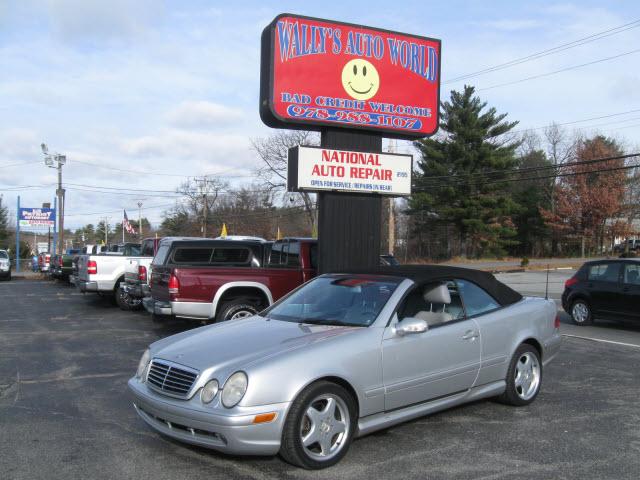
[151,316,362,373]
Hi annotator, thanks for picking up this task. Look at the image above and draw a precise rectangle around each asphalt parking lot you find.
[1,275,639,480]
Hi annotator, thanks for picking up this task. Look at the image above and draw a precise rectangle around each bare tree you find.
[177,176,229,237]
[518,130,542,157]
[543,123,578,255]
[251,130,319,230]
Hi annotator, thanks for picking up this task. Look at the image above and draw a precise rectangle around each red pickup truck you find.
[144,237,317,322]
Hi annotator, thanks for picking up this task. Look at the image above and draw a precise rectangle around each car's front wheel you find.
[497,344,542,406]
[570,299,593,326]
[280,381,356,469]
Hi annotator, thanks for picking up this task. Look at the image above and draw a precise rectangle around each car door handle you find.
[462,330,479,341]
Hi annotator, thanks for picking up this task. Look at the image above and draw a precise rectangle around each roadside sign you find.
[19,207,56,228]
[260,14,441,138]
[288,146,412,195]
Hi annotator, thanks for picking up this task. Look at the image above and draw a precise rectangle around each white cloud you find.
[479,19,543,31]
[165,101,244,130]
[43,0,162,45]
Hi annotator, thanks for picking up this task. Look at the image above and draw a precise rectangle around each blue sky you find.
[1,0,639,229]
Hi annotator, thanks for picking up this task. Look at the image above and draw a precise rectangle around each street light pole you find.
[42,143,66,255]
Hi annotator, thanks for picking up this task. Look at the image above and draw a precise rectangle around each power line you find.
[508,109,640,134]
[72,158,253,179]
[65,202,180,217]
[445,19,640,84]
[413,153,640,184]
[0,160,42,169]
[412,154,640,190]
[478,48,640,91]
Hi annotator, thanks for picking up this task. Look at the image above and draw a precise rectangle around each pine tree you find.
[0,195,9,249]
[409,85,521,257]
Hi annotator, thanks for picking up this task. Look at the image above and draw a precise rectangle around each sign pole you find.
[317,129,382,274]
[52,197,57,256]
[16,196,20,273]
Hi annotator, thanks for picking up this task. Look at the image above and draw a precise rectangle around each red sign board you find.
[260,14,441,138]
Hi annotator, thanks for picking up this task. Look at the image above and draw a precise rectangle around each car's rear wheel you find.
[280,381,356,469]
[496,344,542,406]
[570,299,593,326]
[215,297,260,322]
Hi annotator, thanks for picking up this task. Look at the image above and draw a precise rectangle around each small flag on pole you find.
[220,223,228,238]
[123,210,137,235]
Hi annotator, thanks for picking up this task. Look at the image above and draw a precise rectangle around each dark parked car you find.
[0,249,11,281]
[562,259,640,325]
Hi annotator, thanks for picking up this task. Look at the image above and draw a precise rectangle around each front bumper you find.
[77,279,98,293]
[128,378,288,455]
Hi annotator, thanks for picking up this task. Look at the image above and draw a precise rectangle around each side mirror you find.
[395,317,428,336]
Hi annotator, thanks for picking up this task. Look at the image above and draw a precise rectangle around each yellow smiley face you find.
[341,59,380,101]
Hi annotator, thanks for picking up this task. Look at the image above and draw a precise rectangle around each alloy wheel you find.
[572,302,589,323]
[230,310,254,320]
[514,352,541,401]
[300,394,350,461]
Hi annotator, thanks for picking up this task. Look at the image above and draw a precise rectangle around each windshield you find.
[264,275,401,327]
[0,251,8,259]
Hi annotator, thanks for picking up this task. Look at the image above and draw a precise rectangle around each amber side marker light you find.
[252,412,277,424]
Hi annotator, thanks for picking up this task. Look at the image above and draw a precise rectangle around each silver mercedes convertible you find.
[128,266,561,469]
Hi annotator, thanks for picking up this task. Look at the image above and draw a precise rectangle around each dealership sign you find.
[288,146,412,195]
[19,208,55,228]
[260,14,441,138]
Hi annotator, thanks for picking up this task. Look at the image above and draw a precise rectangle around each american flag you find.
[123,210,137,235]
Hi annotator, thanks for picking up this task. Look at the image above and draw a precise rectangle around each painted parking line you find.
[562,333,640,349]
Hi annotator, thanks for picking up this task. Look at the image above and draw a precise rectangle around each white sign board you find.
[288,146,412,195]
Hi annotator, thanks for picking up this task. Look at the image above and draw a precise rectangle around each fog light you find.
[201,379,219,404]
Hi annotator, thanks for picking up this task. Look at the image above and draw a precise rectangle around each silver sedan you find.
[128,267,561,469]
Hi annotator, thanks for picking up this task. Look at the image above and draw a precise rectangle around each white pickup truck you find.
[117,238,160,310]
[76,243,146,303]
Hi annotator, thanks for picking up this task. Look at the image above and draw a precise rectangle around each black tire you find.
[215,297,260,322]
[496,344,542,406]
[280,381,356,469]
[115,284,142,311]
[570,298,593,326]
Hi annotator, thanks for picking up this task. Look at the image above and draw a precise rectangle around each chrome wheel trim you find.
[572,302,589,323]
[300,394,350,461]
[514,352,541,401]
[229,309,254,320]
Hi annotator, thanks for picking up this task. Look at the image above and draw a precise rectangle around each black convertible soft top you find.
[335,265,523,307]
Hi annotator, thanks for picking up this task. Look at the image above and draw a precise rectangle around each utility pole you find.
[137,201,143,241]
[202,192,208,237]
[41,143,66,255]
[102,216,111,246]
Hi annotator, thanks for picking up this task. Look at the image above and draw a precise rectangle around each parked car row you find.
[0,249,11,281]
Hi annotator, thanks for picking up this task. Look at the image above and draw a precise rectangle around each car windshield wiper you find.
[300,318,363,327]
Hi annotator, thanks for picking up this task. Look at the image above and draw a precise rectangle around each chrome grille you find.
[147,359,198,398]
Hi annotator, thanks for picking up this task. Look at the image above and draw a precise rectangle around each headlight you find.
[200,379,219,404]
[136,349,150,380]
[221,371,248,408]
